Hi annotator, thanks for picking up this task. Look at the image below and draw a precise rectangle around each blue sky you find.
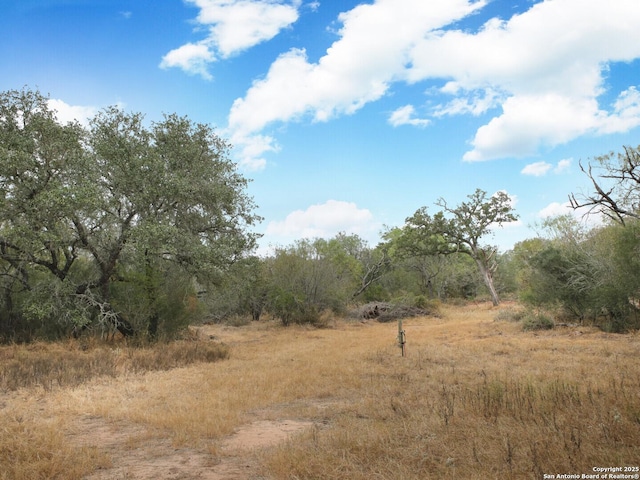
[2,0,640,253]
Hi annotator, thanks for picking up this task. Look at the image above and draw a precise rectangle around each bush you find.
[494,307,527,323]
[522,312,555,331]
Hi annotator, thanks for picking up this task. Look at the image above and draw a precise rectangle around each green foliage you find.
[0,87,259,342]
[400,189,518,306]
[518,215,640,332]
[202,256,267,322]
[257,234,391,326]
[494,250,519,295]
[263,240,342,325]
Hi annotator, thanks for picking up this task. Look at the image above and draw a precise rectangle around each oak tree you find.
[0,88,260,340]
[405,189,518,306]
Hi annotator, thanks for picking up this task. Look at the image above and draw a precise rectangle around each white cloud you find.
[597,86,640,134]
[388,105,430,127]
[228,0,485,162]
[230,132,278,171]
[405,0,640,161]
[433,87,501,117]
[47,99,98,127]
[265,200,377,240]
[522,158,572,176]
[161,0,301,79]
[160,42,215,80]
[554,158,572,173]
[196,0,300,57]
[538,201,573,219]
[537,201,605,230]
[227,0,640,167]
[463,93,602,161]
[521,161,552,177]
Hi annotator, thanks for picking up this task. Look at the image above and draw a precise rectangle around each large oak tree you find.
[404,189,518,306]
[0,88,260,339]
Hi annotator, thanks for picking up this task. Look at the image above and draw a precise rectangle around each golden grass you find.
[262,305,640,479]
[0,415,110,480]
[0,338,229,391]
[1,303,639,479]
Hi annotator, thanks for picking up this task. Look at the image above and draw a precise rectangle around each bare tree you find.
[569,145,640,225]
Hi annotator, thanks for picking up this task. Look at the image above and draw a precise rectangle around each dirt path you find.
[63,324,319,480]
[69,414,313,479]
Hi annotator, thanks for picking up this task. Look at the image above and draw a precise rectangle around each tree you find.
[406,189,518,306]
[383,223,452,298]
[519,215,640,332]
[569,145,640,224]
[264,239,340,325]
[259,233,390,325]
[202,255,267,322]
[0,88,92,338]
[315,233,390,299]
[0,88,260,340]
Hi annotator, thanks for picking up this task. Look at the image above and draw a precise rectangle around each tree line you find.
[1,88,638,342]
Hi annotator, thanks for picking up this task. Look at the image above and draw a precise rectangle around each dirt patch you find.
[69,414,313,479]
[221,419,313,452]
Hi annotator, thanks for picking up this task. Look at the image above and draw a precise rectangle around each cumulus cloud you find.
[554,158,572,173]
[433,87,501,117]
[265,200,377,240]
[407,0,640,161]
[462,94,602,161]
[47,99,98,127]
[225,0,640,167]
[597,86,640,134]
[522,158,572,176]
[538,201,573,218]
[228,0,484,161]
[388,105,430,127]
[521,161,552,177]
[537,201,605,229]
[231,132,278,171]
[160,43,215,80]
[160,0,301,78]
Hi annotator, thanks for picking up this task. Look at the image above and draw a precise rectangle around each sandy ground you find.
[68,414,312,480]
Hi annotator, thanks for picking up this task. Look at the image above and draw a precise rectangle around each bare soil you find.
[68,414,312,480]
[60,324,318,480]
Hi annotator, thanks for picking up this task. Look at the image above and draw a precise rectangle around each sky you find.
[2,0,640,254]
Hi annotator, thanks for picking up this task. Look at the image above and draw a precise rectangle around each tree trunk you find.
[475,258,500,306]
[144,249,160,339]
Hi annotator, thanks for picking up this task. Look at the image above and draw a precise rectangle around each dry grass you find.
[0,337,229,391]
[1,303,639,479]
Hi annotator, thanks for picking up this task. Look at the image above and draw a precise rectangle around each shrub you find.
[522,312,555,331]
[494,307,527,323]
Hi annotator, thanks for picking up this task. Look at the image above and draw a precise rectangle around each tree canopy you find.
[0,88,260,340]
[402,189,518,306]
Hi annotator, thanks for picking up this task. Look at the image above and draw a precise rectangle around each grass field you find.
[1,302,639,479]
